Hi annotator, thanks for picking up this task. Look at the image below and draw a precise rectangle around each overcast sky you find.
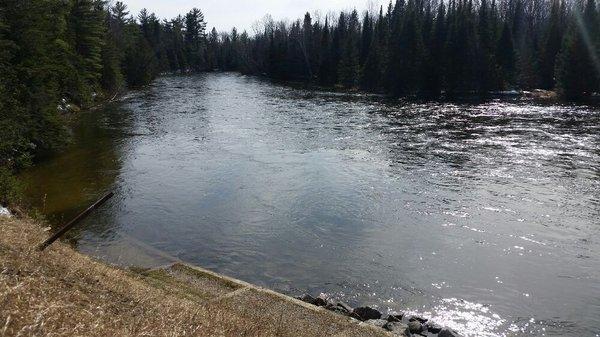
[120,0,385,33]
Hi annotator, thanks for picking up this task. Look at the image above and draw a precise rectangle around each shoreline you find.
[0,215,465,336]
[0,216,398,336]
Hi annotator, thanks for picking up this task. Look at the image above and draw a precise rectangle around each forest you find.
[1,0,600,205]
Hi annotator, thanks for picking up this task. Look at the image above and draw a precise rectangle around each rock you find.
[384,321,409,335]
[349,312,363,321]
[386,314,402,322]
[426,322,442,334]
[352,306,382,321]
[313,295,328,307]
[0,207,11,218]
[365,319,388,328]
[408,315,428,324]
[336,301,353,313]
[408,320,424,334]
[296,293,315,304]
[438,327,460,337]
[325,302,352,315]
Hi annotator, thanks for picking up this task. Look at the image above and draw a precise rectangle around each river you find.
[22,73,600,336]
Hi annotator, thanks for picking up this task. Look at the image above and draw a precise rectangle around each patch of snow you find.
[0,206,11,218]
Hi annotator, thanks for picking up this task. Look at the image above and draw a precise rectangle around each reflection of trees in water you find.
[20,100,135,244]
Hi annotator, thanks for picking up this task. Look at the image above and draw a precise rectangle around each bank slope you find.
[0,217,397,337]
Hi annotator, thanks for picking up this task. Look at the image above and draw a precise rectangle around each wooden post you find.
[38,192,114,251]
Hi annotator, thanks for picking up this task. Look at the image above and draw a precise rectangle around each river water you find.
[23,73,600,336]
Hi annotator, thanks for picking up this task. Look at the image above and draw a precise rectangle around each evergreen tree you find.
[318,18,334,85]
[496,21,516,88]
[360,8,385,91]
[184,8,207,71]
[67,0,106,103]
[556,0,599,99]
[338,10,361,88]
[540,0,563,89]
[477,0,497,93]
[422,2,446,97]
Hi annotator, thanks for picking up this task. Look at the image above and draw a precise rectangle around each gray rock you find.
[386,314,402,322]
[426,322,442,334]
[365,319,388,328]
[408,320,424,334]
[352,306,382,321]
[313,295,328,307]
[325,302,351,315]
[296,294,315,304]
[438,328,460,337]
[336,301,353,313]
[0,206,11,218]
[384,321,409,335]
[408,315,428,324]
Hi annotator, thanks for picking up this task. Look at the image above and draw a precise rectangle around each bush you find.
[0,166,22,206]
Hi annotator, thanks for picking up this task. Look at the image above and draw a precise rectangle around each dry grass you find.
[0,217,267,337]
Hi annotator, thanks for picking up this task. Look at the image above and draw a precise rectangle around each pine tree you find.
[422,2,446,97]
[360,8,385,91]
[477,0,497,93]
[318,18,333,85]
[556,0,599,99]
[184,8,207,71]
[496,21,516,88]
[540,0,563,89]
[67,0,106,103]
[359,12,373,68]
[338,10,361,88]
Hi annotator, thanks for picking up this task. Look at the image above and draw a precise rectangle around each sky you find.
[119,0,385,33]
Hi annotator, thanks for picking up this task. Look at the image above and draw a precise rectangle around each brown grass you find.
[0,217,267,337]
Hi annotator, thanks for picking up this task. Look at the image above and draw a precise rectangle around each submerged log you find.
[38,192,114,251]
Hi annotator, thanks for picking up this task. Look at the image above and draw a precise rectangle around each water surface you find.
[23,73,600,336]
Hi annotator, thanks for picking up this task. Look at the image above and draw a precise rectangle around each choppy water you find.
[23,73,600,336]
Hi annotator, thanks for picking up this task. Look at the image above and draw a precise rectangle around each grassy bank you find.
[0,217,262,336]
[0,216,395,337]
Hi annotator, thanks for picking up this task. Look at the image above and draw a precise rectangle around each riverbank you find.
[0,216,401,336]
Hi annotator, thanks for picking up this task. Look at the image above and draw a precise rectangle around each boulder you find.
[352,306,382,321]
[296,293,315,304]
[336,301,353,313]
[313,295,328,307]
[438,327,460,337]
[383,322,410,335]
[408,320,424,334]
[336,303,354,315]
[426,322,443,334]
[386,314,402,322]
[325,302,351,316]
[0,207,11,218]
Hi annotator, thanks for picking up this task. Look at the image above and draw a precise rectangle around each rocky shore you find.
[296,293,461,337]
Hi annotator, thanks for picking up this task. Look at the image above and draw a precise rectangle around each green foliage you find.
[0,167,22,206]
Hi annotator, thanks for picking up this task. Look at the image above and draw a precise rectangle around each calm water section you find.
[23,73,600,336]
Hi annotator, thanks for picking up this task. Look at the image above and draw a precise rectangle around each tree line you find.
[213,0,599,101]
